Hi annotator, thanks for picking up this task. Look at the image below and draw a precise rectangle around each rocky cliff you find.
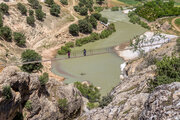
[0,66,83,120]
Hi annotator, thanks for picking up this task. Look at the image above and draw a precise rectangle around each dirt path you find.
[172,17,180,32]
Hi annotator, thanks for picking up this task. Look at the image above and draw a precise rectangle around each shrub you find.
[21,49,43,73]
[0,3,9,14]
[96,0,104,5]
[28,0,42,9]
[87,102,98,109]
[65,42,74,48]
[17,3,27,15]
[99,17,108,24]
[0,26,12,42]
[26,15,35,26]
[13,32,26,47]
[78,19,92,34]
[0,14,3,27]
[99,95,113,108]
[45,0,54,7]
[79,7,88,16]
[148,56,180,91]
[69,24,79,36]
[2,85,12,100]
[35,9,46,21]
[50,4,60,16]
[58,98,68,112]
[25,100,32,111]
[111,6,119,11]
[60,0,68,5]
[100,30,112,39]
[39,72,49,86]
[92,13,101,20]
[74,82,101,102]
[58,46,71,55]
[29,9,34,16]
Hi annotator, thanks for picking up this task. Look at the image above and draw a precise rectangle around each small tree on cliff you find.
[69,24,79,36]
[21,49,43,73]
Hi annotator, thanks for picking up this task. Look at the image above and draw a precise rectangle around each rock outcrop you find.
[0,66,83,120]
[139,82,180,120]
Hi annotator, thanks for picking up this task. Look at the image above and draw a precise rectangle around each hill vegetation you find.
[135,0,180,21]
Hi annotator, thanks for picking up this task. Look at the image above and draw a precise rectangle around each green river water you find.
[51,9,146,96]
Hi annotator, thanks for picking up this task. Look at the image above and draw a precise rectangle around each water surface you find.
[52,10,146,95]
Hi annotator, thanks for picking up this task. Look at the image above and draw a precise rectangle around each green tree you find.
[74,6,80,12]
[45,0,54,7]
[0,26,12,42]
[89,16,97,29]
[17,3,27,15]
[58,98,68,112]
[39,72,49,86]
[69,24,79,36]
[50,4,60,16]
[99,95,113,108]
[21,49,43,73]
[60,0,68,5]
[29,9,34,16]
[0,14,3,27]
[26,15,35,26]
[78,19,92,34]
[79,7,88,16]
[2,85,12,100]
[58,46,71,55]
[35,9,46,21]
[28,0,42,9]
[0,3,9,14]
[92,13,101,20]
[99,17,108,24]
[13,32,26,47]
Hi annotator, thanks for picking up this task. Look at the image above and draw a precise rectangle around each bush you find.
[29,9,34,16]
[50,4,60,16]
[96,0,104,5]
[111,6,119,11]
[35,9,46,21]
[13,32,26,47]
[65,42,74,48]
[148,56,180,91]
[99,95,113,108]
[39,72,49,86]
[26,15,35,26]
[69,24,79,36]
[28,0,42,9]
[2,85,12,100]
[0,26,12,42]
[58,46,71,55]
[89,16,97,29]
[0,14,3,27]
[78,19,92,34]
[99,17,108,24]
[60,0,68,5]
[0,3,9,14]
[21,49,43,73]
[100,30,112,39]
[17,3,27,15]
[25,100,32,111]
[79,7,88,16]
[45,0,54,7]
[92,13,101,20]
[93,6,104,12]
[87,102,98,109]
[74,6,80,12]
[74,82,101,102]
[58,98,68,112]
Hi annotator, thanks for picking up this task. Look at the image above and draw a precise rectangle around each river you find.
[51,9,146,96]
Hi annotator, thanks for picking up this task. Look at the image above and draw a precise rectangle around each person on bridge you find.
[83,49,86,56]
[68,51,70,58]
